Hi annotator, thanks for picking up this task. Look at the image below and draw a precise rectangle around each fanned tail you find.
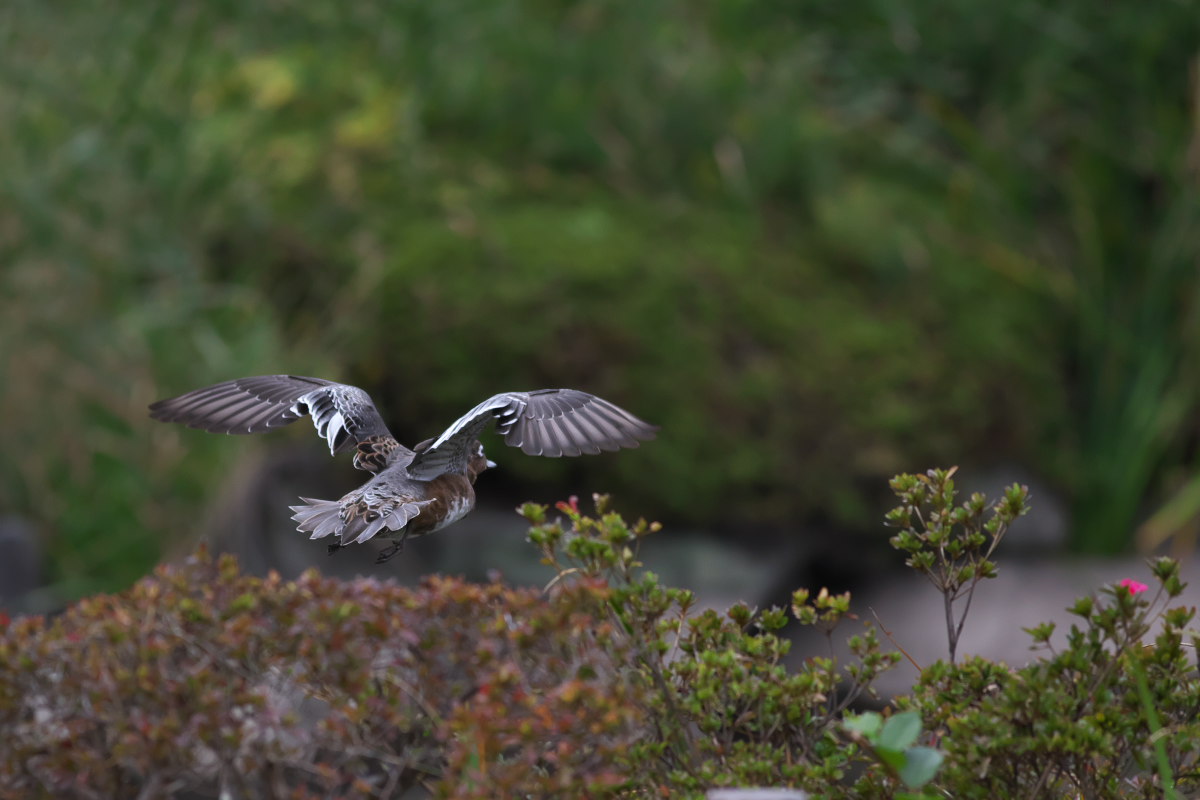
[290,497,345,540]
[289,496,431,547]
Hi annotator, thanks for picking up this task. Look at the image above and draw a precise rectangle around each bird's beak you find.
[486,459,497,469]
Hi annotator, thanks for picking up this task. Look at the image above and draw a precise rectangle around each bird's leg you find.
[327,542,341,556]
[374,542,401,564]
[375,530,410,564]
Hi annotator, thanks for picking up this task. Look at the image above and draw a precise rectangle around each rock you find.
[956,464,1069,552]
[0,515,42,612]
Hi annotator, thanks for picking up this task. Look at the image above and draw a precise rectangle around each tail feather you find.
[290,498,344,540]
[290,496,432,547]
[355,514,390,545]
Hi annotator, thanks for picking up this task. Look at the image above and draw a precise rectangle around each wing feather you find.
[577,409,626,451]
[521,421,544,457]
[557,413,602,456]
[540,417,566,457]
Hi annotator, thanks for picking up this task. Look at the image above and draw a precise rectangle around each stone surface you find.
[956,464,1069,552]
[0,515,42,613]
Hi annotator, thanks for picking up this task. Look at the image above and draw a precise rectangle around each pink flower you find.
[555,495,581,515]
[1119,578,1149,595]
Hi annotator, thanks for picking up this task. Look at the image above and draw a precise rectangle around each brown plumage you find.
[149,376,658,562]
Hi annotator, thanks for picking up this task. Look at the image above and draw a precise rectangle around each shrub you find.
[524,495,900,794]
[0,555,643,798]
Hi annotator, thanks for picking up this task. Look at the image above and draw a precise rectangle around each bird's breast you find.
[409,473,476,534]
[437,491,475,530]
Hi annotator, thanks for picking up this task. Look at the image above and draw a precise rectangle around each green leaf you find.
[1023,621,1056,643]
[878,711,922,751]
[844,711,882,738]
[1070,596,1094,618]
[878,747,906,769]
[899,746,944,788]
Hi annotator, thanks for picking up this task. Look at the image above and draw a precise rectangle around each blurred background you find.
[2,0,1200,616]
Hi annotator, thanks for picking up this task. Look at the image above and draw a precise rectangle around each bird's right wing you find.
[408,388,657,478]
[149,375,412,472]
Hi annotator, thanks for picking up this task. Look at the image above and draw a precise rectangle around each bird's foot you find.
[327,542,341,556]
[375,532,410,564]
[375,541,404,564]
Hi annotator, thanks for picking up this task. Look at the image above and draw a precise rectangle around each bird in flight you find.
[149,376,657,562]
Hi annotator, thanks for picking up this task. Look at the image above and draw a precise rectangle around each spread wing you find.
[408,388,657,479]
[148,375,412,471]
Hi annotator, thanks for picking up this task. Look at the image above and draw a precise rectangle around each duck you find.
[149,375,657,562]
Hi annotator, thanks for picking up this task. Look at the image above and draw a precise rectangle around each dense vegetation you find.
[2,0,1199,596]
[4,480,1197,798]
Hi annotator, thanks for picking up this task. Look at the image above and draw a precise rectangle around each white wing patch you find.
[295,387,358,455]
[428,394,518,450]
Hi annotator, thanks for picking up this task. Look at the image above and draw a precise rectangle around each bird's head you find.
[467,439,496,482]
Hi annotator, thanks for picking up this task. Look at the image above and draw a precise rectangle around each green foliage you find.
[525,494,903,795]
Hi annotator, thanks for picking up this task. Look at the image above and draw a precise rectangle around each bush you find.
[2,474,1198,798]
[0,553,642,798]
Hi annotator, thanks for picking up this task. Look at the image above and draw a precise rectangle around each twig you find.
[870,607,923,672]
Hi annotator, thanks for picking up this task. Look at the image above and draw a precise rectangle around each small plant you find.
[885,467,1030,662]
